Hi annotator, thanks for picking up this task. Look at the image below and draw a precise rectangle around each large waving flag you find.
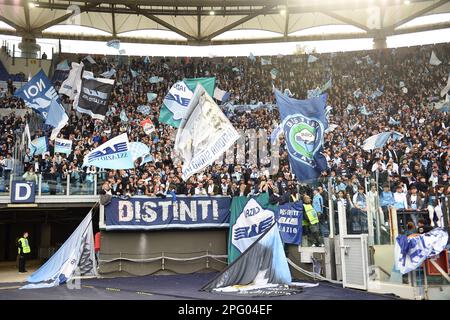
[394,228,448,274]
[14,70,68,140]
[159,77,215,128]
[174,84,239,181]
[83,133,135,169]
[59,62,84,99]
[74,75,115,120]
[227,193,278,263]
[275,90,328,181]
[21,210,97,289]
[362,131,403,151]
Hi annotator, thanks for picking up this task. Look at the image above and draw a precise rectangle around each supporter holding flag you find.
[275,90,328,181]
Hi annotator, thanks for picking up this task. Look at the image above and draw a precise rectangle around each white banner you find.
[59,62,84,99]
[54,138,73,155]
[175,84,240,181]
[163,81,193,121]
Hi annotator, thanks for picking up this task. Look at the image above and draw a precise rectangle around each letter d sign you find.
[11,181,36,203]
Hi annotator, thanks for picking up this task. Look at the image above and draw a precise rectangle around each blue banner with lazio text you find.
[104,196,231,230]
[276,202,303,245]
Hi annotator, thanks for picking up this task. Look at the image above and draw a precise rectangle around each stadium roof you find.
[0,0,449,45]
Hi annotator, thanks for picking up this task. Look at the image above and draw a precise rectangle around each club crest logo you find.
[284,114,324,167]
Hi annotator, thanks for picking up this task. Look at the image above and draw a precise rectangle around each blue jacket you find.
[313,194,324,215]
[380,191,395,207]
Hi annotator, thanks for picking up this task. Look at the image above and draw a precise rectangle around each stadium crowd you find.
[0,42,449,232]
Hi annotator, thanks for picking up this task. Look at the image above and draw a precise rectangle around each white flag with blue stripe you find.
[362,131,403,151]
[83,133,135,169]
[394,228,448,274]
[54,138,72,155]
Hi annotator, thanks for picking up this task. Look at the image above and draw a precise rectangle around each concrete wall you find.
[0,50,51,77]
[99,229,228,276]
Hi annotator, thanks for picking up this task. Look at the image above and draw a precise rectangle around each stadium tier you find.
[0,39,449,301]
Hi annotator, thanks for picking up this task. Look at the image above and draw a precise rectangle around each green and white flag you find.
[159,77,215,128]
[228,193,277,263]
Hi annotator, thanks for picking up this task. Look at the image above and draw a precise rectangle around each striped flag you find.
[362,131,403,151]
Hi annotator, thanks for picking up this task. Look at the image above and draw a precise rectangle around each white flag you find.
[429,51,442,66]
[59,62,84,99]
[174,84,240,181]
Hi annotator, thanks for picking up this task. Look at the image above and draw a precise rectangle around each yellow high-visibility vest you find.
[303,204,319,225]
[18,238,31,254]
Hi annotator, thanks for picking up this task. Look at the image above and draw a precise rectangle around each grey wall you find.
[99,229,228,276]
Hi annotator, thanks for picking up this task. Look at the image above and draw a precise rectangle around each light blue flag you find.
[137,105,151,115]
[83,133,135,169]
[100,68,116,79]
[149,76,163,84]
[140,153,153,166]
[130,68,139,78]
[21,211,97,289]
[129,142,150,161]
[54,138,72,155]
[46,98,69,140]
[147,92,157,102]
[270,123,282,144]
[144,56,151,64]
[362,131,403,151]
[353,88,362,98]
[275,90,328,181]
[307,88,321,99]
[359,105,373,116]
[106,39,120,50]
[388,117,400,125]
[56,60,70,71]
[120,109,128,123]
[29,136,48,156]
[320,79,332,92]
[261,57,271,65]
[248,53,256,62]
[370,88,383,100]
[270,68,279,79]
[307,55,318,63]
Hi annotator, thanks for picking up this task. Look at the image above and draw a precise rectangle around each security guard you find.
[302,195,322,247]
[18,232,30,273]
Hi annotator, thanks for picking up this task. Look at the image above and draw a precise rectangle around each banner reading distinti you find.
[174,84,240,181]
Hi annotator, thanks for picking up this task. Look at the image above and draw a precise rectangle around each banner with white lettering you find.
[276,202,303,245]
[103,196,231,230]
[74,77,114,120]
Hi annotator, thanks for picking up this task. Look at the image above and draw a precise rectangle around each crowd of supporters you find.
[0,43,449,233]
